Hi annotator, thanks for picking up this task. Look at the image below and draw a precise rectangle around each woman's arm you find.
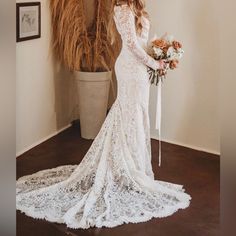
[114,5,160,70]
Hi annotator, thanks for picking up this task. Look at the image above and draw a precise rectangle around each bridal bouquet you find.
[147,34,184,85]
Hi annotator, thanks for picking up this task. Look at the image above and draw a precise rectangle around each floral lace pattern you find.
[16,5,191,229]
[114,5,158,70]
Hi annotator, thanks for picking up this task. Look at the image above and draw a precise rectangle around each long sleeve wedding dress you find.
[16,5,191,229]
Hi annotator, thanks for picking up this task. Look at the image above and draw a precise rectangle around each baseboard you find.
[150,134,220,156]
[16,124,72,157]
[16,124,220,157]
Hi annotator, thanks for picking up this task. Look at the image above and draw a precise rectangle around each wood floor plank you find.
[17,125,220,236]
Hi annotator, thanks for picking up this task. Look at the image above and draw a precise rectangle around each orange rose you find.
[152,39,168,49]
[169,60,179,70]
[159,69,167,76]
[172,41,182,50]
[163,46,170,54]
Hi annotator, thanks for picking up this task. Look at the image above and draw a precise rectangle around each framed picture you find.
[16,2,41,42]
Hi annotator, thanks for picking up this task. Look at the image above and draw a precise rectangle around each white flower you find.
[177,48,184,54]
[167,46,174,58]
[176,49,184,59]
[178,52,184,59]
[174,53,181,60]
[153,47,163,57]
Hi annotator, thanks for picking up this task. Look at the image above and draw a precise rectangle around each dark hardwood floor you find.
[17,125,220,236]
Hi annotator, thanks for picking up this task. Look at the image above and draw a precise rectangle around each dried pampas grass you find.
[50,0,120,72]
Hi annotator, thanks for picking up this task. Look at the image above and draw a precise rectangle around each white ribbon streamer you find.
[155,82,162,166]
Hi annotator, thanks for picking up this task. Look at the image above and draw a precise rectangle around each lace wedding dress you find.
[16,5,191,229]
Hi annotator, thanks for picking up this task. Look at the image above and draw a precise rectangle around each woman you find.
[16,0,191,229]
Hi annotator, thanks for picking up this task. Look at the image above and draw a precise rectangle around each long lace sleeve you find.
[114,5,159,70]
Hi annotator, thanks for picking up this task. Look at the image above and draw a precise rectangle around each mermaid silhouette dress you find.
[16,5,191,229]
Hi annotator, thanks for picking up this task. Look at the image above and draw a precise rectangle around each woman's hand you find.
[156,59,168,70]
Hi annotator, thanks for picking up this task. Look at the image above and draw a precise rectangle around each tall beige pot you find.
[75,71,112,139]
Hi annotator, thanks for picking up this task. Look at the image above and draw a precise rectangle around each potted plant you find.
[50,0,120,139]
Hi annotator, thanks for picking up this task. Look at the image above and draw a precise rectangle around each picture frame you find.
[16,2,41,42]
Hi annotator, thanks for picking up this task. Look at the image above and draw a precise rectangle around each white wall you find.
[147,0,220,154]
[16,0,116,156]
[16,0,77,155]
[16,0,220,155]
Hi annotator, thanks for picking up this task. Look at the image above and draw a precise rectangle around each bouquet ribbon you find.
[156,81,162,167]
[147,67,163,167]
